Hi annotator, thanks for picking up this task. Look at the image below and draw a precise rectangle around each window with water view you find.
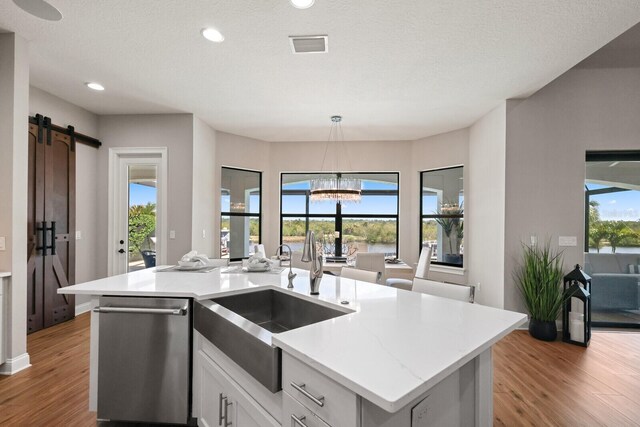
[280,173,399,258]
[220,167,261,261]
[420,166,464,267]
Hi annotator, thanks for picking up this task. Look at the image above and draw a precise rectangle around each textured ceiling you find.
[1,0,639,141]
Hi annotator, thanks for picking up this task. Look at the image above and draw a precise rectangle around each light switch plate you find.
[559,236,577,247]
[170,230,176,239]
[75,231,82,240]
[0,236,5,251]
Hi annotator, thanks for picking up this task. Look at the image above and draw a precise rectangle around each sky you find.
[129,183,156,207]
[132,180,638,222]
[587,183,640,221]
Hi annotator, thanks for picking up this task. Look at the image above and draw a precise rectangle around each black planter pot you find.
[529,319,557,341]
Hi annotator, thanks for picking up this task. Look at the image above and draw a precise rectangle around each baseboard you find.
[75,301,93,315]
[0,352,31,375]
[515,319,563,331]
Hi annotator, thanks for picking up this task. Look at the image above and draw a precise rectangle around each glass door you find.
[109,149,165,276]
[585,153,640,328]
[127,164,157,272]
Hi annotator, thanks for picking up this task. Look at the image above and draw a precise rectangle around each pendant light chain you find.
[310,115,362,203]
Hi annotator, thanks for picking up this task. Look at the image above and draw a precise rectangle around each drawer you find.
[284,391,331,427]
[282,353,359,427]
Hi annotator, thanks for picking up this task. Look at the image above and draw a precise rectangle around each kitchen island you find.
[60,267,526,426]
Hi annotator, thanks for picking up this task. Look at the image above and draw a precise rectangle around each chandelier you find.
[310,116,362,203]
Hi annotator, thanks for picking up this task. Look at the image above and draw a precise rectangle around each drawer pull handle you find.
[218,393,225,426]
[291,414,308,427]
[291,382,325,407]
[223,398,233,426]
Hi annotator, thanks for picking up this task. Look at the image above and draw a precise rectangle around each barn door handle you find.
[49,221,56,255]
[38,221,57,256]
[36,221,47,255]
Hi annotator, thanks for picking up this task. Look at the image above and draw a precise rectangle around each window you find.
[585,151,640,328]
[220,167,261,260]
[281,173,399,257]
[420,166,464,267]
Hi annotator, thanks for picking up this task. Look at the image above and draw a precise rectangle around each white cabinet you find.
[282,352,360,427]
[282,350,480,427]
[193,333,280,427]
[283,391,331,427]
[193,331,485,427]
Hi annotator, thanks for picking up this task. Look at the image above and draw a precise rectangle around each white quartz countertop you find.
[60,267,526,412]
[0,271,11,278]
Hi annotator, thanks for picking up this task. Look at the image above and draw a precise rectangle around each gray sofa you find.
[584,253,640,311]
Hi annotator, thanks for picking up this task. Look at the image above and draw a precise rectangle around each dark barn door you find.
[27,121,75,333]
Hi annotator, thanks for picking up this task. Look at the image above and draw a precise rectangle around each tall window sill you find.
[430,265,466,276]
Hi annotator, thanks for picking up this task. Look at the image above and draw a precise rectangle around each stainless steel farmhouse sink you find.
[194,289,349,392]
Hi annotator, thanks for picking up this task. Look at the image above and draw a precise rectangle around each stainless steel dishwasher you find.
[94,296,192,424]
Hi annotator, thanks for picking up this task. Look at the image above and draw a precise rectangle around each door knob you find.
[118,249,125,254]
[119,240,125,244]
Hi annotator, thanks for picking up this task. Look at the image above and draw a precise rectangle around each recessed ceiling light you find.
[201,28,225,43]
[85,82,105,91]
[13,0,62,21]
[290,0,315,9]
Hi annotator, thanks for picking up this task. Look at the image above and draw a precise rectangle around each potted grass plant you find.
[515,241,566,341]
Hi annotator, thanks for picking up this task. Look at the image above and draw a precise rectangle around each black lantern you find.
[562,264,591,347]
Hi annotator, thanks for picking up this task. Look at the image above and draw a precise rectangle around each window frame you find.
[280,172,400,257]
[220,166,262,262]
[420,165,464,268]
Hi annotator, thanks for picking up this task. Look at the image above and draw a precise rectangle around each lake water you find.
[285,242,397,255]
[588,247,639,254]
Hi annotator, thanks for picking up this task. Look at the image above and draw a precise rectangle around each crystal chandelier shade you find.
[310,175,362,202]
[310,116,362,203]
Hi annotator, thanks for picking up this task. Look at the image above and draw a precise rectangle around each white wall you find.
[97,114,194,274]
[504,66,640,313]
[412,129,469,283]
[467,103,506,308]
[191,117,217,255]
[29,87,100,309]
[0,33,30,373]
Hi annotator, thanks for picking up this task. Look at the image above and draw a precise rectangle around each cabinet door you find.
[194,336,281,427]
[198,351,228,427]
[235,400,264,427]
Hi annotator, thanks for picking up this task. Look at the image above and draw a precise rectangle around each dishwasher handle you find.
[93,304,188,316]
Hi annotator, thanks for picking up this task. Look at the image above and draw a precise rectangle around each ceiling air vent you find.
[289,35,328,54]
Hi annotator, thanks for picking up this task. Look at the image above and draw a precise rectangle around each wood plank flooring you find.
[0,312,95,426]
[1,313,639,426]
[493,330,640,426]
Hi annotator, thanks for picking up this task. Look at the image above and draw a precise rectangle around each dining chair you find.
[340,267,379,283]
[355,252,385,283]
[412,278,475,303]
[290,250,309,270]
[386,246,432,289]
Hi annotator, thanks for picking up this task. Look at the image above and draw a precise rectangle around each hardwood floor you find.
[494,330,640,426]
[0,312,95,426]
[1,314,639,426]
